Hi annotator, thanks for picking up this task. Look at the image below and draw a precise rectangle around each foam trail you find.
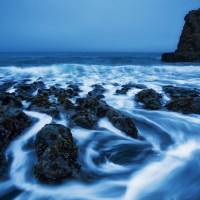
[124,140,200,200]
[6,111,52,191]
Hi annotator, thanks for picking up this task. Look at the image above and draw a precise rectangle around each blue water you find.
[0,52,200,200]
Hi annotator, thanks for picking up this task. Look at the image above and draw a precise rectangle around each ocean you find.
[0,52,200,200]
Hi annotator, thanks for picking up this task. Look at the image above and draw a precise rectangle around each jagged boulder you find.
[162,8,200,62]
[34,124,83,183]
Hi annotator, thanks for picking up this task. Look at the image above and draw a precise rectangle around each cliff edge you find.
[162,8,200,62]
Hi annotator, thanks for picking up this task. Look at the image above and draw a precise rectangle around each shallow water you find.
[0,53,200,200]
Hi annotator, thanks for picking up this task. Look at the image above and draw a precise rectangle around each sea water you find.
[0,52,200,200]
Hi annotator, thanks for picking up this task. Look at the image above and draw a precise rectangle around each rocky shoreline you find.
[0,79,200,183]
[162,8,200,62]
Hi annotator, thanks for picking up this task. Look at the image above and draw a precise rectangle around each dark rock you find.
[76,98,109,117]
[72,111,98,129]
[68,84,82,92]
[163,85,200,114]
[162,52,200,62]
[87,84,106,99]
[75,98,138,138]
[0,81,15,96]
[162,8,200,62]
[165,97,200,114]
[163,85,200,98]
[116,83,147,95]
[0,152,6,176]
[27,94,60,118]
[135,89,162,110]
[2,94,23,108]
[34,124,82,183]
[106,108,138,138]
[57,95,75,110]
[0,107,32,175]
[116,88,129,95]
[15,81,45,101]
[48,85,79,99]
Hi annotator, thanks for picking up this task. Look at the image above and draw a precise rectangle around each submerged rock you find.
[34,124,82,183]
[135,89,162,110]
[162,8,200,62]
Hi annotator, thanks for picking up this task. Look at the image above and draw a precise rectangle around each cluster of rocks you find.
[0,80,139,183]
[163,86,200,114]
[1,77,200,183]
[162,8,200,62]
[135,86,200,114]
[0,82,32,175]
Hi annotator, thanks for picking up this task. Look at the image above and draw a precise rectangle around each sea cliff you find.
[162,8,200,62]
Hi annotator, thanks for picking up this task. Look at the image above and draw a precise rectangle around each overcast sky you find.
[0,0,199,52]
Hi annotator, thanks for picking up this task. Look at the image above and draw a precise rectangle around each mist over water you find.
[0,53,200,200]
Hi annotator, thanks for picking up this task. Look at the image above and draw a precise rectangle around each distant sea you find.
[0,52,200,200]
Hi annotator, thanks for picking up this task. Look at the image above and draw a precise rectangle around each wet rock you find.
[0,81,15,96]
[163,85,200,98]
[15,81,45,101]
[67,84,82,92]
[106,108,138,138]
[76,98,109,117]
[0,108,32,151]
[72,110,98,129]
[165,97,200,114]
[0,107,32,175]
[87,84,106,99]
[135,89,162,110]
[116,83,147,95]
[116,87,129,95]
[2,94,22,108]
[162,8,200,62]
[50,86,79,99]
[0,152,6,176]
[34,124,82,183]
[58,96,75,110]
[27,94,60,118]
[75,97,138,138]
[163,85,200,114]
